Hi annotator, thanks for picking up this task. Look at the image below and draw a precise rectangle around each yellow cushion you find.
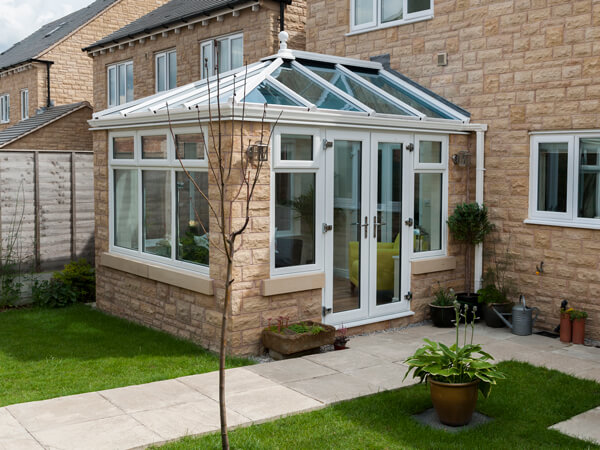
[393,233,400,250]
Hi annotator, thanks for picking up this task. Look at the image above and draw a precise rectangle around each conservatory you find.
[90,33,488,354]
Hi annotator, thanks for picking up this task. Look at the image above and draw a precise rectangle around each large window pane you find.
[168,51,177,89]
[143,171,171,257]
[201,43,213,79]
[414,173,442,252]
[176,133,204,160]
[245,82,303,106]
[538,142,568,213]
[114,170,138,250]
[579,138,600,218]
[108,66,116,107]
[355,0,374,25]
[407,0,431,14]
[142,135,167,159]
[156,54,166,92]
[275,173,315,268]
[113,136,134,159]
[217,39,230,73]
[419,141,442,164]
[231,37,243,71]
[176,172,209,266]
[281,134,313,161]
[382,0,403,23]
[118,64,126,105]
[126,63,134,102]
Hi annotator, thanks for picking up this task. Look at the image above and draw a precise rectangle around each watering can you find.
[492,295,539,336]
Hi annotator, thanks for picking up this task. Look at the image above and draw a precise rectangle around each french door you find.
[323,130,412,325]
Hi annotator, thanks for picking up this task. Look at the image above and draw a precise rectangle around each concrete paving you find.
[0,323,599,449]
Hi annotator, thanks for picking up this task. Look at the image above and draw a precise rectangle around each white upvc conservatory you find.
[91,32,487,330]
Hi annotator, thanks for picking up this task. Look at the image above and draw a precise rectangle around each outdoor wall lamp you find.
[247,143,269,162]
[451,150,470,166]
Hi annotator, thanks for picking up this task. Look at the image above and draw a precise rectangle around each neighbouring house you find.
[303,0,600,341]
[0,0,170,270]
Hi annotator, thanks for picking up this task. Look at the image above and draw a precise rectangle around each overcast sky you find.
[0,0,94,53]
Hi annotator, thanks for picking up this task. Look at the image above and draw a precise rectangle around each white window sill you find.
[346,15,434,37]
[524,218,600,231]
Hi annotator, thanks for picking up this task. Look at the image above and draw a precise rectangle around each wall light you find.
[247,143,268,162]
[451,151,470,167]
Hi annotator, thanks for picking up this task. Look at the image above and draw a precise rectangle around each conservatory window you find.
[350,0,433,33]
[200,33,243,78]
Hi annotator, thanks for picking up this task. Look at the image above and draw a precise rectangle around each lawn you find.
[0,304,251,407]
[157,361,600,449]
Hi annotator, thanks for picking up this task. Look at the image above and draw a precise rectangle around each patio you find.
[1,323,599,449]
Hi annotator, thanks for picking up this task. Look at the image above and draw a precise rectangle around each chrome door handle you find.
[352,217,369,238]
[373,216,386,238]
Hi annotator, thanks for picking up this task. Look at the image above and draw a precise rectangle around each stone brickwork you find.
[2,105,92,150]
[306,0,600,340]
[0,65,42,132]
[90,1,307,112]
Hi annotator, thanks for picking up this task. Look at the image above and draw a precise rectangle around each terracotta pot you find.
[429,378,479,426]
[572,318,586,345]
[560,313,572,343]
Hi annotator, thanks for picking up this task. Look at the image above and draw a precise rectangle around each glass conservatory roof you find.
[92,48,470,122]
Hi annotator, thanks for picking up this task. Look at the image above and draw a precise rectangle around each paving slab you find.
[286,372,379,404]
[247,357,338,383]
[550,406,600,445]
[348,340,422,363]
[516,351,598,376]
[507,333,571,351]
[7,392,123,432]
[575,368,600,383]
[178,367,279,399]
[553,345,600,363]
[304,348,383,373]
[100,378,208,413]
[346,362,417,391]
[0,409,28,440]
[0,437,44,450]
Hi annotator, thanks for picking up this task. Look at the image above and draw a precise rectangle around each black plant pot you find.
[484,302,512,328]
[429,304,455,327]
[456,293,481,323]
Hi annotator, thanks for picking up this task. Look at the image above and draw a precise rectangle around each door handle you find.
[373,216,387,238]
[351,216,369,239]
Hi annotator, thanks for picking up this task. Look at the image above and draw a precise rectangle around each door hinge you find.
[404,291,413,301]
[322,306,332,316]
[322,223,333,233]
[406,143,414,152]
[323,139,333,150]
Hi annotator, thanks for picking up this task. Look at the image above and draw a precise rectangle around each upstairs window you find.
[351,0,433,33]
[0,94,9,124]
[156,49,177,92]
[20,89,29,120]
[200,33,243,79]
[107,61,133,107]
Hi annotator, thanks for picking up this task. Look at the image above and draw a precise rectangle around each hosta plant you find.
[404,302,505,398]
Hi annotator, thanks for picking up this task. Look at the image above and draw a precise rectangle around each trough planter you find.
[261,321,335,360]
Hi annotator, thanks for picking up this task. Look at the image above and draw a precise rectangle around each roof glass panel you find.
[303,64,414,116]
[353,69,449,119]
[244,81,303,107]
[271,64,360,112]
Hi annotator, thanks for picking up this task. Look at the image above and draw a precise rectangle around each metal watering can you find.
[492,295,539,336]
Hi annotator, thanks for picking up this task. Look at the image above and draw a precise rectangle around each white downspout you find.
[474,129,485,292]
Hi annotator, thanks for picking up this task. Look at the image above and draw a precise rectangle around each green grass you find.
[0,304,251,406]
[158,361,600,449]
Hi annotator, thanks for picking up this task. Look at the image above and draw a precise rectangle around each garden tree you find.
[168,64,280,450]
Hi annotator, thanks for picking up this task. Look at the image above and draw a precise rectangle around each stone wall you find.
[0,65,42,132]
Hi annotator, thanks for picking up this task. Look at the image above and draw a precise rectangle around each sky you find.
[0,0,93,53]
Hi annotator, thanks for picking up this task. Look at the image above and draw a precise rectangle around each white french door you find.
[323,130,412,326]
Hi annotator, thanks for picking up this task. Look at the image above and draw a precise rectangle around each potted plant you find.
[447,203,494,318]
[560,307,572,343]
[570,310,588,345]
[429,283,457,328]
[261,316,336,360]
[334,324,349,350]
[404,302,505,426]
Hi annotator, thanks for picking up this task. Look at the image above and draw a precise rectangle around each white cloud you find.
[0,0,94,53]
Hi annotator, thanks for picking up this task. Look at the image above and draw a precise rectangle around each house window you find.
[200,33,243,79]
[0,94,9,124]
[107,61,133,107]
[350,0,433,33]
[412,136,447,256]
[529,133,600,228]
[20,89,29,120]
[109,128,210,272]
[156,49,177,92]
[272,129,322,275]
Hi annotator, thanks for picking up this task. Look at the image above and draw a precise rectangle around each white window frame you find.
[108,127,210,275]
[107,60,133,107]
[155,49,177,93]
[270,126,324,277]
[410,134,448,260]
[20,89,29,120]
[0,94,9,124]
[350,0,434,34]
[200,33,243,79]
[528,132,600,229]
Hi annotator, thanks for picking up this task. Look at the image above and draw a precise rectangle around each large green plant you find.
[404,302,505,398]
[447,202,494,295]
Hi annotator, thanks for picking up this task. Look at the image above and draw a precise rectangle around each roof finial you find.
[278,30,294,59]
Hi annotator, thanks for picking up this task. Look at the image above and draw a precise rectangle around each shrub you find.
[32,279,77,308]
[53,259,95,303]
[477,284,507,304]
[431,283,456,306]
[569,310,588,320]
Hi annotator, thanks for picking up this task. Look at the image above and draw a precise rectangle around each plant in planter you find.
[569,310,588,345]
[334,324,349,350]
[404,302,505,426]
[560,306,573,343]
[429,283,457,328]
[261,316,336,360]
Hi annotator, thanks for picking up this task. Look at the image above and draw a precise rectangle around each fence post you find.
[71,152,77,261]
[33,151,41,272]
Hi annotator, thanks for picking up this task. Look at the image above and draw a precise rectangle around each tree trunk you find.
[219,252,233,450]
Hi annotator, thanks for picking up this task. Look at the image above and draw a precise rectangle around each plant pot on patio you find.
[456,293,480,323]
[429,284,457,328]
[559,312,572,343]
[261,320,335,360]
[570,310,588,345]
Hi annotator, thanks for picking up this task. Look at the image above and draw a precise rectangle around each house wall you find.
[0,65,42,131]
[90,1,307,112]
[305,0,600,340]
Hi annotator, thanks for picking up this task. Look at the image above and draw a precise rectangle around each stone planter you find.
[261,321,335,359]
[429,378,480,426]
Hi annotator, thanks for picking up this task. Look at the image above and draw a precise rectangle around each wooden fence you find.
[0,150,94,272]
